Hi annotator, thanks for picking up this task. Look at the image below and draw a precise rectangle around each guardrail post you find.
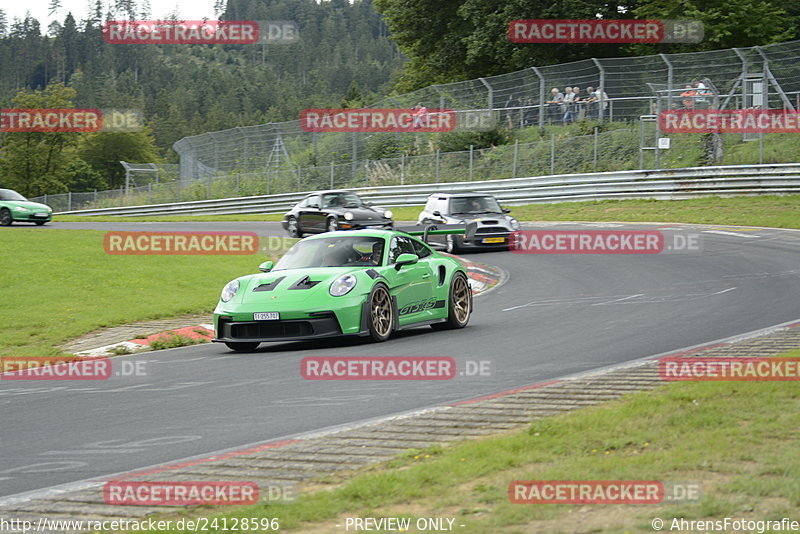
[469,145,474,181]
[512,139,519,178]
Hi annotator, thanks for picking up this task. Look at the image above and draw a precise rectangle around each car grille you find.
[232,321,313,339]
[476,226,509,233]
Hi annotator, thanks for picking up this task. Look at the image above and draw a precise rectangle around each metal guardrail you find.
[57,164,800,217]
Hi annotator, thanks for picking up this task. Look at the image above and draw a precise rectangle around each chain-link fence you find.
[33,39,800,211]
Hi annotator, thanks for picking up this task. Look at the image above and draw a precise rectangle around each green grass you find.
[120,351,800,533]
[148,332,208,351]
[0,229,267,357]
[56,195,800,229]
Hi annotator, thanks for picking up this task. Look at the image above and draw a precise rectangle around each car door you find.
[385,235,435,324]
[302,194,323,233]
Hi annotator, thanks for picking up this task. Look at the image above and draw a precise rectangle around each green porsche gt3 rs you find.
[213,228,473,351]
[0,189,53,226]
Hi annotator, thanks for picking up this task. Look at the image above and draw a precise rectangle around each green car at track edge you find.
[0,188,53,226]
[213,227,473,351]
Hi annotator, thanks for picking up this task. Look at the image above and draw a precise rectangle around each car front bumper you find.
[13,211,52,222]
[213,294,369,343]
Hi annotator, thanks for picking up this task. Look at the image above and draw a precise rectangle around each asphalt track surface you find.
[2,220,800,500]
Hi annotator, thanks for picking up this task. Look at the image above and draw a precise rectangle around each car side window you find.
[424,198,436,212]
[410,238,432,259]
[307,195,320,208]
[389,236,417,263]
[298,198,309,208]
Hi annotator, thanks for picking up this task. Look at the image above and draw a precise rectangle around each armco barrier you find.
[56,164,800,217]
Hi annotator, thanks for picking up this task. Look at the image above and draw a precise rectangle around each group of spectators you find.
[545,86,609,124]
[680,79,714,110]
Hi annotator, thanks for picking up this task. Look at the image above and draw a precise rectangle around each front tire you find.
[367,284,393,342]
[326,217,338,232]
[286,216,302,238]
[446,234,461,254]
[0,208,12,226]
[432,272,472,330]
[225,342,261,352]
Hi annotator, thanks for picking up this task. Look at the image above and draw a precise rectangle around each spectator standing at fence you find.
[589,86,609,119]
[572,86,585,120]
[680,85,696,110]
[546,88,564,124]
[523,97,538,126]
[505,95,521,128]
[562,87,576,124]
[584,87,597,119]
[693,79,711,109]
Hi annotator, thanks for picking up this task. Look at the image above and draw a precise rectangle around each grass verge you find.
[56,195,800,229]
[0,229,266,357]
[120,350,800,533]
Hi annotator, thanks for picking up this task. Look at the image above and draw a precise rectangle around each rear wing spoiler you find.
[396,222,477,244]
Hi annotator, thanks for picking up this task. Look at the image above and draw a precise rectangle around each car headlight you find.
[13,206,29,212]
[221,280,240,302]
[509,218,520,231]
[343,211,354,221]
[383,210,393,219]
[330,274,357,296]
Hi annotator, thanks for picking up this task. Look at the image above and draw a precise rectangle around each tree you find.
[0,83,81,196]
[77,129,161,189]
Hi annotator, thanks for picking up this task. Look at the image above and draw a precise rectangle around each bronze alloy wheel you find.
[370,286,393,340]
[452,274,471,324]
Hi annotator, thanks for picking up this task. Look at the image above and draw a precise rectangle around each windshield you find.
[449,196,503,215]
[0,189,27,201]
[322,192,364,209]
[274,236,386,269]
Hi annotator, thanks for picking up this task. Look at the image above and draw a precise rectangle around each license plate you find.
[482,237,506,244]
[32,213,47,218]
[254,312,279,321]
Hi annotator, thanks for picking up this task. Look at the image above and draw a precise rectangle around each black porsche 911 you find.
[281,190,394,237]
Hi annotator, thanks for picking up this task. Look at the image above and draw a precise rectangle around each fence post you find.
[512,139,519,178]
[659,53,674,114]
[530,66,545,128]
[400,154,405,185]
[591,58,606,122]
[236,174,240,196]
[435,149,440,182]
[148,183,152,204]
[550,134,555,174]
[44,194,48,206]
[120,188,124,206]
[365,159,370,186]
[93,190,97,207]
[330,162,334,189]
[478,78,493,111]
[297,165,301,192]
[469,145,474,181]
[68,191,72,211]
[593,128,599,171]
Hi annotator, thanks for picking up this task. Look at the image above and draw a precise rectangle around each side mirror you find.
[432,210,441,217]
[502,207,511,213]
[366,201,374,207]
[258,261,274,273]
[394,253,419,270]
